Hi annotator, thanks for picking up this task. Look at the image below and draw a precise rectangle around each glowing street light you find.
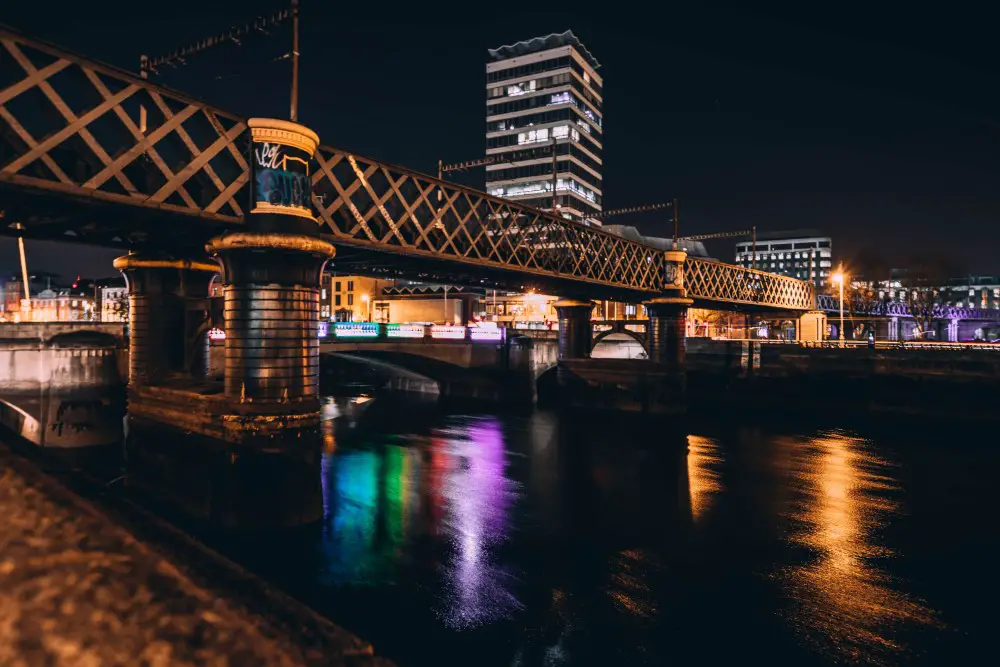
[360,293,371,322]
[831,267,846,348]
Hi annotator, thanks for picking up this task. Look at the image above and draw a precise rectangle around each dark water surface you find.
[214,397,998,667]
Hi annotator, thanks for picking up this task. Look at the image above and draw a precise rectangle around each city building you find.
[1,274,23,320]
[20,289,95,322]
[735,231,833,287]
[323,275,396,322]
[486,31,603,221]
[373,285,482,325]
[939,275,1000,310]
[875,273,1000,311]
[100,286,129,322]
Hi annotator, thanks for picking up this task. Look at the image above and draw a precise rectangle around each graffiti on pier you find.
[251,141,313,213]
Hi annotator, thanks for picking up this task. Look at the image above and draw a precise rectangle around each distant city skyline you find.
[2,3,998,276]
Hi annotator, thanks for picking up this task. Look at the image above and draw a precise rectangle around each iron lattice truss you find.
[0,27,247,227]
[685,257,815,310]
[0,26,819,311]
[815,294,1000,321]
[311,147,666,295]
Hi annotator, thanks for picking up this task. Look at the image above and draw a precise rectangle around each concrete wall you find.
[320,340,503,369]
[0,322,125,343]
[687,338,1000,419]
[0,323,125,449]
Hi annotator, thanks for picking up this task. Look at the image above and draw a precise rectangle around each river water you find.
[208,397,995,667]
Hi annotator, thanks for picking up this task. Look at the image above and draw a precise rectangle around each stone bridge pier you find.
[124,118,334,529]
[114,253,219,386]
[548,250,693,413]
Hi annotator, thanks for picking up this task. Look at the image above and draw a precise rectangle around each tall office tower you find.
[486,31,603,222]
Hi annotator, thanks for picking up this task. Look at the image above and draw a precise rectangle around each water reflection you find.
[319,412,521,628]
[685,434,723,522]
[272,403,974,667]
[434,419,522,629]
[778,431,941,664]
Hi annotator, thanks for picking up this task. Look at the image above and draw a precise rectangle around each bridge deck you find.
[0,25,812,310]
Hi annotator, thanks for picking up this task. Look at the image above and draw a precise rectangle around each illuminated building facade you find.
[322,275,396,322]
[735,231,833,287]
[100,286,128,322]
[373,286,482,326]
[486,31,603,221]
[19,289,95,322]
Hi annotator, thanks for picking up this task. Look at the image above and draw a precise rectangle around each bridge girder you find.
[0,25,814,312]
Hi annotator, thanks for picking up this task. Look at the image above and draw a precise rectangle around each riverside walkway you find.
[0,442,392,667]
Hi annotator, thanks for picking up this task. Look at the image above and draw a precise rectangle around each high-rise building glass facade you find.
[486,31,603,222]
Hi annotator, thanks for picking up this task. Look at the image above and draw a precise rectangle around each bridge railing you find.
[0,25,248,224]
[311,146,666,294]
[815,294,1000,321]
[685,257,815,310]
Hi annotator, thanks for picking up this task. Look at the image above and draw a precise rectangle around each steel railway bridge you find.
[0,25,812,311]
[0,25,828,527]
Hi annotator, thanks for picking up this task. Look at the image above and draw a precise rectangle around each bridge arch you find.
[592,329,648,359]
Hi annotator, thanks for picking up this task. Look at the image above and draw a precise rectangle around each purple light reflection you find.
[434,417,522,629]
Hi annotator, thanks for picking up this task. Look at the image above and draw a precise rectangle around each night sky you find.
[2,2,998,279]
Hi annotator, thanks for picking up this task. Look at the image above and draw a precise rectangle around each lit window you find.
[321,288,327,299]
[518,127,549,145]
[549,92,571,105]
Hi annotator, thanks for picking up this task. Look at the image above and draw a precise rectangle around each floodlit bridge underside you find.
[0,26,813,311]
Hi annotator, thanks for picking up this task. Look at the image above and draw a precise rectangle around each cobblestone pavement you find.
[0,444,393,667]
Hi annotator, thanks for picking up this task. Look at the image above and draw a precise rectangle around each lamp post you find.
[832,266,845,348]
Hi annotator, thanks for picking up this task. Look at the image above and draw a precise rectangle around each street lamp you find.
[831,266,846,348]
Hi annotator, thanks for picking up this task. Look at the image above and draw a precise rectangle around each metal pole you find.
[839,264,845,348]
[437,158,443,203]
[672,198,679,248]
[809,247,815,286]
[17,234,30,316]
[289,0,300,122]
[443,285,449,324]
[751,224,757,271]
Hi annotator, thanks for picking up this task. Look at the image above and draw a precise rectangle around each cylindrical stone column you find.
[553,299,594,360]
[646,249,693,370]
[113,254,220,386]
[207,234,335,403]
[646,299,693,369]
